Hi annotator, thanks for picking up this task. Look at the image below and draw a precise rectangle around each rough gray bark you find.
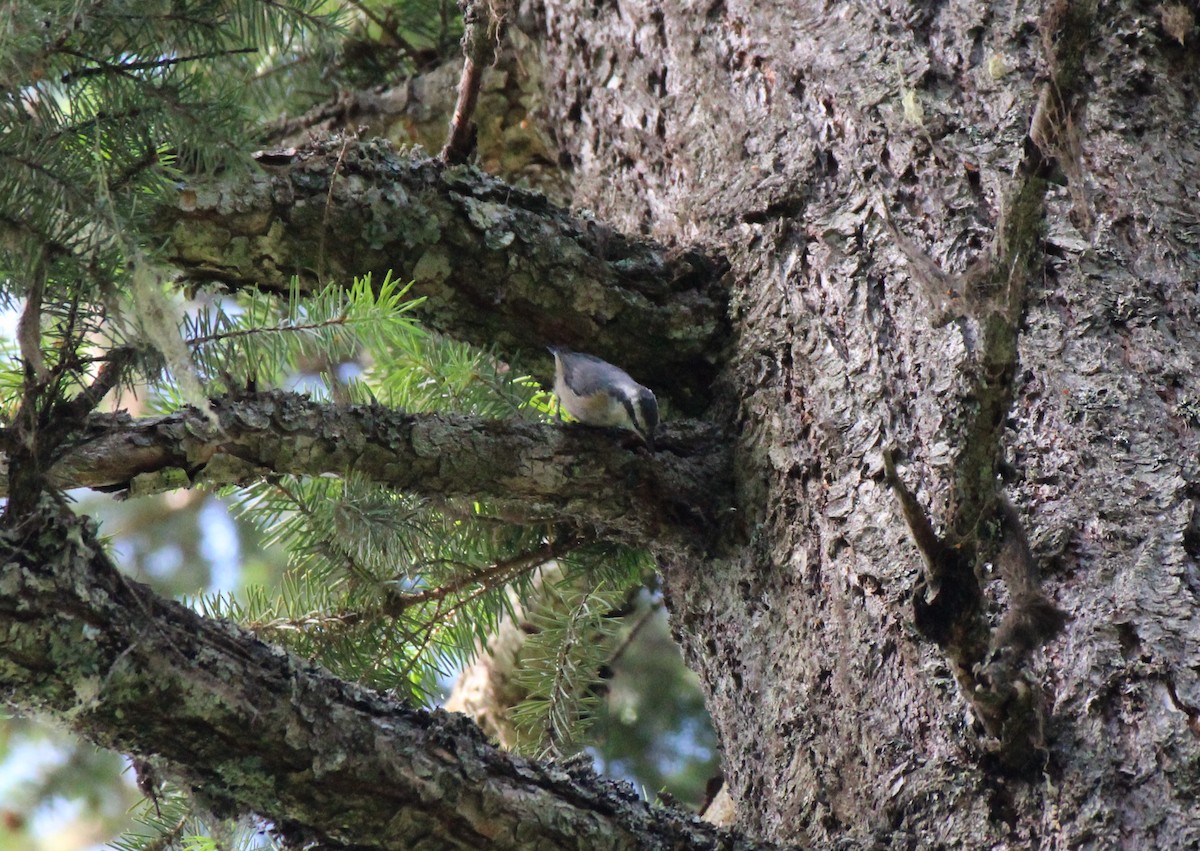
[527,0,1200,846]
[5,391,728,552]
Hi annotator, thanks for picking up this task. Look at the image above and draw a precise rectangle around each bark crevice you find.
[882,0,1094,775]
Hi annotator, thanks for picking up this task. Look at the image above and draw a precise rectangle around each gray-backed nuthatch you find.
[548,347,658,451]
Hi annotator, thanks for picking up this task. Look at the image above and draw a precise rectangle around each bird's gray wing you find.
[560,353,631,395]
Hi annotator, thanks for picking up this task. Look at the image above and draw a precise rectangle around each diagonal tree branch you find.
[167,138,729,414]
[2,391,731,553]
[0,496,785,851]
[440,0,505,164]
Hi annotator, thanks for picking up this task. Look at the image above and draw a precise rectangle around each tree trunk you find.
[528,0,1200,846]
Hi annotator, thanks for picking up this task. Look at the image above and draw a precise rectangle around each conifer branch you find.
[16,391,730,551]
[383,537,576,614]
[344,0,422,59]
[0,498,774,851]
[185,313,348,349]
[60,47,260,84]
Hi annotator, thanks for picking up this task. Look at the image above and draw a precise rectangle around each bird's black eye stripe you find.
[621,396,656,439]
[635,396,657,431]
[620,397,640,428]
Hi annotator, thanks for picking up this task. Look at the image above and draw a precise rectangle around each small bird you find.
[548,347,658,451]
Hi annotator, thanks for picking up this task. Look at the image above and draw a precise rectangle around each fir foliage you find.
[0,328,25,416]
[174,272,424,403]
[0,0,342,295]
[336,0,463,86]
[107,786,201,851]
[174,274,648,748]
[111,783,279,851]
[509,549,655,759]
[0,0,345,429]
[203,473,552,697]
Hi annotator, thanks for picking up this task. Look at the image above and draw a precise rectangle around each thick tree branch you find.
[0,497,782,851]
[9,391,730,553]
[167,138,729,413]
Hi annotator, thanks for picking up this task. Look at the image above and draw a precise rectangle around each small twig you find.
[110,143,162,193]
[132,758,164,818]
[185,314,348,349]
[61,47,258,84]
[384,536,576,615]
[318,135,353,281]
[987,495,1069,664]
[439,0,455,56]
[440,1,506,164]
[51,346,137,424]
[605,598,662,669]
[251,610,364,636]
[881,448,952,585]
[876,202,961,322]
[16,255,48,382]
